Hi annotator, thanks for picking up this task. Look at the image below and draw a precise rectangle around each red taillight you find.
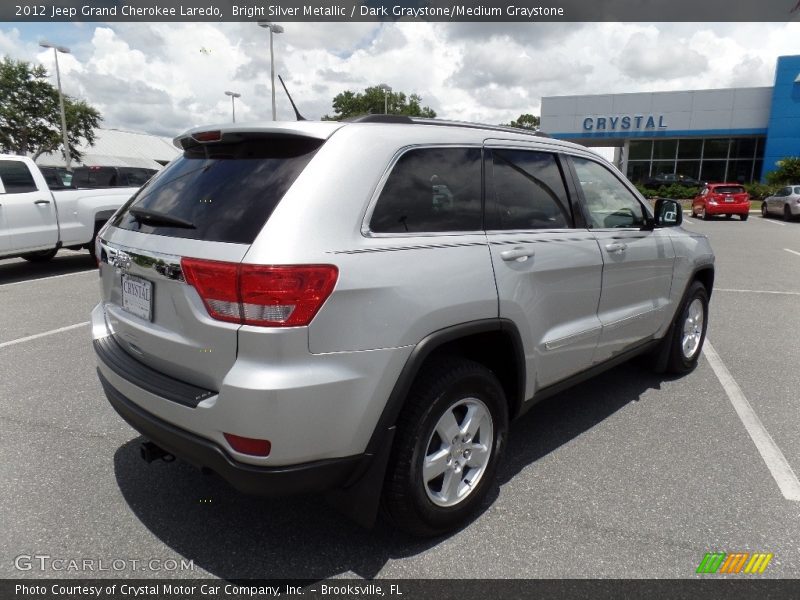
[181,258,338,327]
[191,130,222,143]
[224,433,271,457]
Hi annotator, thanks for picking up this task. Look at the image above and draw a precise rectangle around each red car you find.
[691,183,750,221]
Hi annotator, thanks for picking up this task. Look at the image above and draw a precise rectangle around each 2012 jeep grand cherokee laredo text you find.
[0,155,139,262]
[92,117,714,536]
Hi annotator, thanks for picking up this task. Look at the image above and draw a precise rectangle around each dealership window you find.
[652,140,677,160]
[628,140,652,161]
[626,136,765,184]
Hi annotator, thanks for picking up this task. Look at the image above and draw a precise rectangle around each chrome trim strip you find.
[331,240,486,255]
[602,308,659,332]
[99,240,184,282]
[544,327,601,351]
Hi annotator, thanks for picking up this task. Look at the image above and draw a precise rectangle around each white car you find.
[762,185,800,221]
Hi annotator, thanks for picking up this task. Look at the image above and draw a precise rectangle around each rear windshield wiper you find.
[128,207,196,229]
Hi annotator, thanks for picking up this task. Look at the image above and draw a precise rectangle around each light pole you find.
[224,91,241,123]
[257,22,284,120]
[378,83,392,114]
[39,40,72,170]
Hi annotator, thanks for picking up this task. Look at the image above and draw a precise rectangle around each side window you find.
[370,147,481,234]
[572,157,646,229]
[486,149,571,230]
[0,160,38,194]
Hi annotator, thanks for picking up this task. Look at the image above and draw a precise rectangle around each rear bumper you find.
[97,368,366,496]
[704,202,749,215]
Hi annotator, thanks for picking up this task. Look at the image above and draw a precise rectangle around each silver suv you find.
[92,117,714,536]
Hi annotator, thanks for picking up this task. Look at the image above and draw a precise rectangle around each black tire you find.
[21,248,58,262]
[663,281,709,374]
[382,357,508,537]
[741,213,749,221]
[785,205,793,222]
[725,214,732,220]
[702,209,710,221]
[761,203,768,218]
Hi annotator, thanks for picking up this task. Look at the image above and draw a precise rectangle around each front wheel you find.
[664,281,709,374]
[382,357,508,537]
[761,203,768,218]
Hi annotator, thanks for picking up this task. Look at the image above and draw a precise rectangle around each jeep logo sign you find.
[582,115,668,131]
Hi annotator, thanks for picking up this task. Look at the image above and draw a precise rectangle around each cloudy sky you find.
[2,21,800,138]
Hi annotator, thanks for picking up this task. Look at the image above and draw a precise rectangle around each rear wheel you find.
[701,207,710,221]
[785,205,794,222]
[21,248,58,262]
[741,213,749,221]
[382,357,508,537]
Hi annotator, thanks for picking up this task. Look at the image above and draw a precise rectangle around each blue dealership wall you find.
[762,55,800,182]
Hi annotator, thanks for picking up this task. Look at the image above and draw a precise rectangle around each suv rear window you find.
[713,185,745,194]
[111,136,323,244]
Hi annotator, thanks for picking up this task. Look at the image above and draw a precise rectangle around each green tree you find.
[765,157,800,186]
[0,56,101,161]
[502,113,541,129]
[323,85,436,120]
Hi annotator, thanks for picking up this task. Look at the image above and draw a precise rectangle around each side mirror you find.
[654,198,682,227]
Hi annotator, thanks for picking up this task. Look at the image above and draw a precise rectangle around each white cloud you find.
[3,21,800,136]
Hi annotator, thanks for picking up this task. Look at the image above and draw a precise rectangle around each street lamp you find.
[378,83,392,114]
[257,22,284,121]
[224,90,241,123]
[39,40,72,170]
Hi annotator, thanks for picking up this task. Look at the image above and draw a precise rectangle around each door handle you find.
[500,247,535,262]
[34,199,51,205]
[605,242,628,254]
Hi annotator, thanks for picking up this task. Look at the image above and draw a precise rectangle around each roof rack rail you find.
[344,114,414,124]
[343,114,550,137]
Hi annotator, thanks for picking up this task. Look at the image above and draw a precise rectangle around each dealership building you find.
[541,55,800,184]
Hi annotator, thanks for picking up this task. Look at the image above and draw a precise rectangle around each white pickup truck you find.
[0,155,139,262]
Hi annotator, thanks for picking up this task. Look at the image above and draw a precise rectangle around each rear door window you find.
[486,149,572,230]
[369,147,482,234]
[111,136,323,244]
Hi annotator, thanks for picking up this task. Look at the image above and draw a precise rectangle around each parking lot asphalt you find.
[1,222,799,580]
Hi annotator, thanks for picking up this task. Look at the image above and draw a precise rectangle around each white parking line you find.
[785,248,800,258]
[0,322,90,349]
[0,269,96,287]
[716,288,800,296]
[762,219,786,226]
[703,340,800,502]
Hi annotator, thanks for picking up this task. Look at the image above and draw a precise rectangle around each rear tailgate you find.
[96,126,335,391]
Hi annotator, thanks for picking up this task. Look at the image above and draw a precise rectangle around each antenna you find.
[277,75,306,121]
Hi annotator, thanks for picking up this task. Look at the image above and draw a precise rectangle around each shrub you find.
[640,183,700,200]
[765,157,800,186]
[744,182,778,201]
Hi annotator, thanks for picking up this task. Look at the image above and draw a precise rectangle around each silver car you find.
[762,185,800,221]
[92,117,715,536]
